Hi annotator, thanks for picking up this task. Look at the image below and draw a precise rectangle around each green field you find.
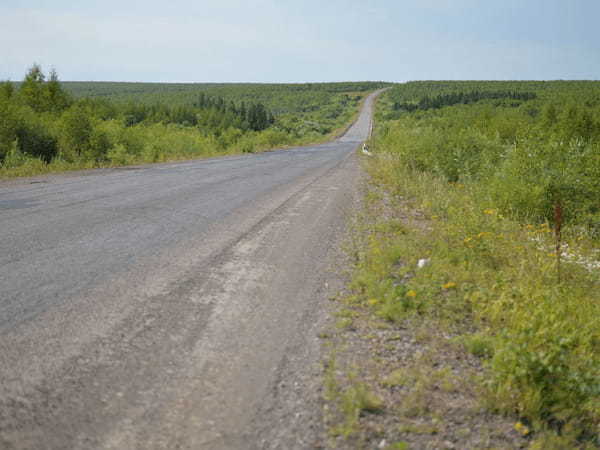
[0,67,388,178]
[332,80,600,447]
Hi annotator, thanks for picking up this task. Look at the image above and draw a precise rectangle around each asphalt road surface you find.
[0,91,380,449]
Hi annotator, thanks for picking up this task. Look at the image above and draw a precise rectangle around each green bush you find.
[58,106,93,161]
[15,113,58,163]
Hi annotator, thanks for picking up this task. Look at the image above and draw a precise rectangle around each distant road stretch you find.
[0,90,381,450]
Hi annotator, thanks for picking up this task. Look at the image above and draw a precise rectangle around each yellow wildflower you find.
[442,282,457,289]
[483,209,497,215]
[514,422,530,436]
[464,237,473,244]
[367,298,379,306]
[406,290,417,298]
[525,224,534,230]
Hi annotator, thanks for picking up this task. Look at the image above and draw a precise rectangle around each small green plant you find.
[462,333,494,359]
[337,382,384,435]
[382,368,411,387]
[386,442,409,450]
[335,317,353,330]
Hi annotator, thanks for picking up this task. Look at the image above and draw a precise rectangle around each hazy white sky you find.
[1,0,599,82]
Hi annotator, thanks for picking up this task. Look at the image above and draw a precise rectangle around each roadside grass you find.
[367,144,600,443]
[0,126,297,179]
[323,175,527,449]
[324,147,600,447]
[325,82,600,448]
[0,121,340,179]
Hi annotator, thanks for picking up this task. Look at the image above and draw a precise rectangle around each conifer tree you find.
[43,68,70,112]
[20,64,45,112]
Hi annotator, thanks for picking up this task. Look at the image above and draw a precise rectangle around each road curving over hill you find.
[0,90,382,450]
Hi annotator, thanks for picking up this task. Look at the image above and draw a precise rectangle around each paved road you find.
[0,91,379,449]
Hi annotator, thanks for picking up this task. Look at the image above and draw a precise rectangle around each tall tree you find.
[19,64,45,112]
[43,68,70,112]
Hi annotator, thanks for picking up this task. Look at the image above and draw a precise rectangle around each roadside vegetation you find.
[325,81,600,448]
[1,65,388,178]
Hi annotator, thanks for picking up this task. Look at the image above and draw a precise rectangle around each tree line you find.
[393,90,537,112]
[0,65,276,166]
[118,95,274,131]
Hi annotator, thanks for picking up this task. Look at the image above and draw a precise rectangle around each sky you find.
[1,0,599,83]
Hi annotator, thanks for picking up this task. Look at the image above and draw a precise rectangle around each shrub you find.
[58,106,93,161]
[15,114,58,163]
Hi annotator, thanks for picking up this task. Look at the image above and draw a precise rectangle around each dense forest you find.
[0,66,387,177]
[356,80,600,447]
[392,89,537,112]
[61,80,386,112]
